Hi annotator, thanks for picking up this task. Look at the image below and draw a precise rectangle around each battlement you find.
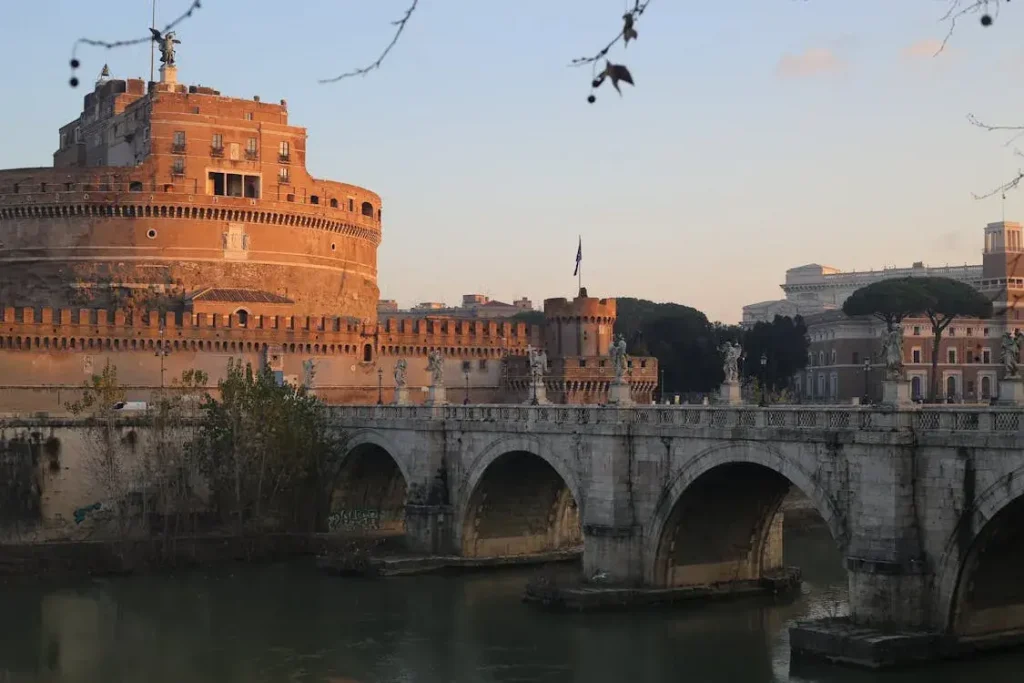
[0,307,536,357]
[544,295,617,322]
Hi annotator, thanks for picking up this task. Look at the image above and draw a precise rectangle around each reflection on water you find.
[1,525,1023,683]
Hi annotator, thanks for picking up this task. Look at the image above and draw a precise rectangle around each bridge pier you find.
[404,504,453,555]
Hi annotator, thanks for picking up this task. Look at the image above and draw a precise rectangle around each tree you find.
[740,315,810,396]
[842,278,932,331]
[189,360,346,533]
[915,277,994,401]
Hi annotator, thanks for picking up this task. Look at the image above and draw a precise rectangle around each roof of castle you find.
[190,288,294,304]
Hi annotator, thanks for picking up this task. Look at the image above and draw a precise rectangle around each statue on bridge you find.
[882,327,904,380]
[719,342,742,384]
[527,345,547,382]
[610,334,628,382]
[1002,331,1023,378]
[394,358,408,388]
[426,350,445,387]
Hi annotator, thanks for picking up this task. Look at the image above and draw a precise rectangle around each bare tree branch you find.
[318,1,419,84]
[936,0,1003,54]
[68,0,202,86]
[569,0,652,68]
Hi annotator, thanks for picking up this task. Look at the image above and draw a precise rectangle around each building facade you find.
[802,221,1024,403]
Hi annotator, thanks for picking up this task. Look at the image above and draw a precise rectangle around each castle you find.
[0,52,656,409]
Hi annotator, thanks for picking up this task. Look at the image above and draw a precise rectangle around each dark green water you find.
[1,526,1022,683]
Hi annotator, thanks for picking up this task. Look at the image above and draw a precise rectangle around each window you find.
[981,376,992,399]
[330,198,338,208]
[245,138,258,159]
[362,344,373,363]
[279,141,290,161]
[211,133,223,151]
[236,309,249,327]
[171,157,184,175]
[461,360,472,372]
[913,326,921,336]
[967,327,973,336]
[310,195,319,205]
[172,130,185,151]
[245,112,254,121]
[984,327,990,336]
[129,181,143,192]
[949,327,956,337]
[830,349,836,364]
[912,348,921,363]
[983,348,992,364]
[852,351,859,365]
[478,359,487,370]
[947,348,957,364]
[361,201,374,217]
[579,359,587,368]
[279,167,290,183]
[348,198,354,211]
[912,376,922,399]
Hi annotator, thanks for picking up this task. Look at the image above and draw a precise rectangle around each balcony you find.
[278,154,291,163]
[244,149,259,161]
[211,146,224,158]
[171,142,187,154]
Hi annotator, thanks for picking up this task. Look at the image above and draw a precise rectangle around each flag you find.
[573,237,582,276]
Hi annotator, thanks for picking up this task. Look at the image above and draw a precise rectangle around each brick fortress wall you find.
[0,306,538,412]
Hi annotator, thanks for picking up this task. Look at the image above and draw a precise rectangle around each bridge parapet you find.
[328,403,1024,435]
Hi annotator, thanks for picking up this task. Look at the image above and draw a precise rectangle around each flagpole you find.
[149,0,157,83]
[577,235,582,295]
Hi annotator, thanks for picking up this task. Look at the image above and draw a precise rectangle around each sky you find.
[1,1,1023,323]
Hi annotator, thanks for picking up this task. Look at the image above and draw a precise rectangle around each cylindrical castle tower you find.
[543,288,617,358]
[0,67,381,320]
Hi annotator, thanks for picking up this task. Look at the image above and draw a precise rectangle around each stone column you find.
[393,386,410,405]
[606,380,633,406]
[996,375,1024,405]
[426,384,447,406]
[581,429,642,584]
[881,379,912,406]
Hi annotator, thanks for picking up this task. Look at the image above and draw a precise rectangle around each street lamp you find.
[862,358,871,404]
[376,367,383,405]
[464,371,470,404]
[759,352,768,407]
[155,327,170,389]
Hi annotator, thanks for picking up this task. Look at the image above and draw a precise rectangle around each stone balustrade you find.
[328,403,1024,434]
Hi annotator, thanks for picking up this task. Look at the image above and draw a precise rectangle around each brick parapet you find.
[0,307,537,357]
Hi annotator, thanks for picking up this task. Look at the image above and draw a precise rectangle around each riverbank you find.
[0,533,403,578]
[317,547,582,577]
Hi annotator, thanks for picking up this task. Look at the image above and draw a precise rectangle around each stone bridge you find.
[329,402,1024,648]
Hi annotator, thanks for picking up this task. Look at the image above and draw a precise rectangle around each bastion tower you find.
[0,58,381,320]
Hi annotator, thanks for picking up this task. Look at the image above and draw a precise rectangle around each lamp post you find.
[863,358,871,404]
[759,352,768,407]
[464,371,470,405]
[155,327,170,390]
[376,367,383,405]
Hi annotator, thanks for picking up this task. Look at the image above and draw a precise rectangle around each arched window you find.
[310,195,319,205]
[361,201,374,217]
[363,343,373,362]
[981,375,992,399]
[946,375,958,400]
[911,376,922,399]
[330,198,338,208]
[129,181,143,192]
[236,309,249,327]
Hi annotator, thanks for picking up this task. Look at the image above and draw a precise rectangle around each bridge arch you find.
[934,464,1024,637]
[456,435,583,558]
[328,429,410,536]
[644,441,847,587]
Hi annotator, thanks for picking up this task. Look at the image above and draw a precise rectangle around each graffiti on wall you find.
[327,509,382,532]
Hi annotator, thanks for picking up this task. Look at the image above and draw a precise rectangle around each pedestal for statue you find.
[393,386,410,406]
[607,380,634,406]
[719,382,742,405]
[997,376,1024,405]
[159,65,177,84]
[523,380,550,405]
[881,379,912,406]
[426,385,447,406]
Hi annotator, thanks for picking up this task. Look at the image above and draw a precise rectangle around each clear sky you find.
[1,1,1022,323]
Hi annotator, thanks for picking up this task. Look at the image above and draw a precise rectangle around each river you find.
[1,525,1022,683]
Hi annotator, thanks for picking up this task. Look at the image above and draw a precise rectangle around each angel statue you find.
[393,358,408,388]
[150,29,181,67]
[609,334,628,381]
[528,346,547,382]
[719,342,742,384]
[882,327,904,379]
[1001,331,1022,378]
[426,350,445,386]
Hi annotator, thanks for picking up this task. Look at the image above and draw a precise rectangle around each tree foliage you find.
[740,315,811,394]
[842,278,933,330]
[189,360,346,533]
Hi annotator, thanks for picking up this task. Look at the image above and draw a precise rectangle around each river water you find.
[1,526,1022,683]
